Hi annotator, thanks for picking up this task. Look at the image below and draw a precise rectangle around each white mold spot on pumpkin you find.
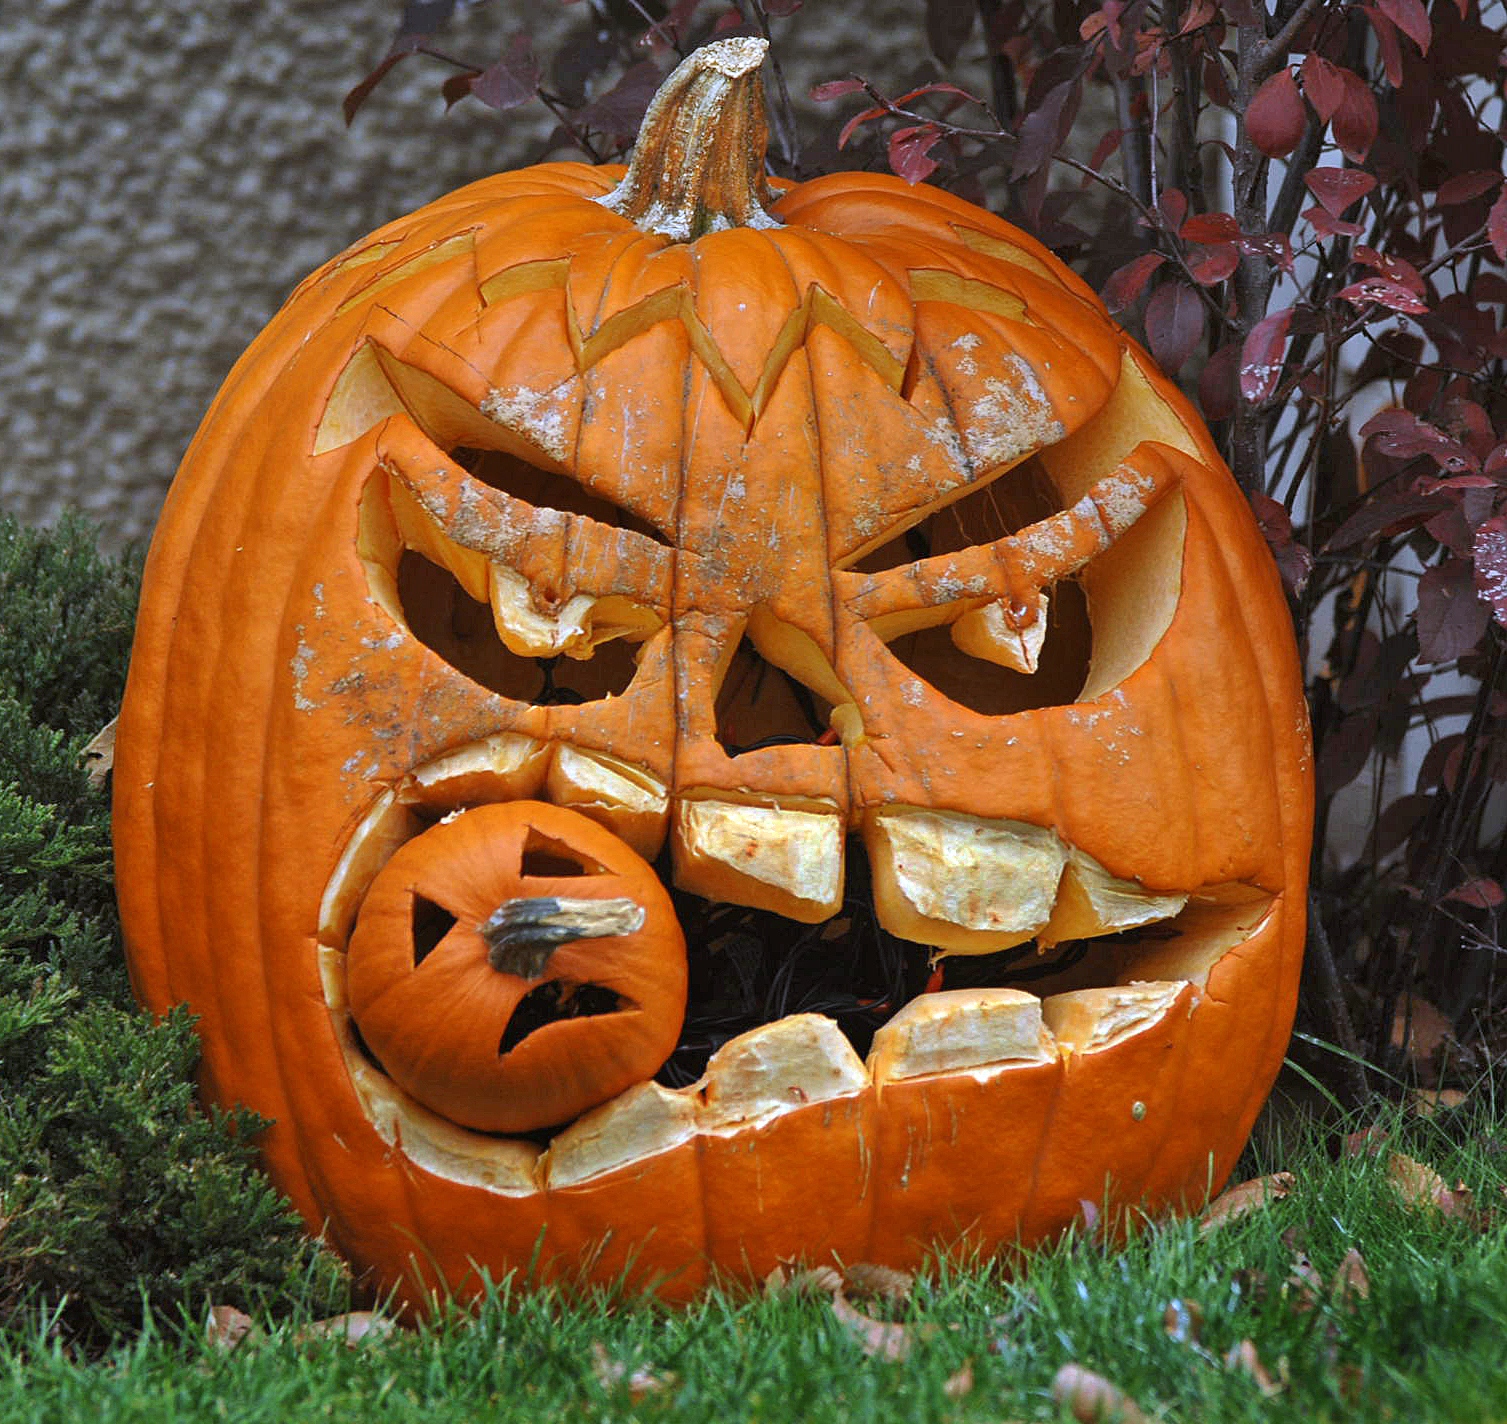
[959,360,1066,472]
[481,386,570,463]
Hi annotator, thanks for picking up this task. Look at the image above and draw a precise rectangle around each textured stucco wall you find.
[3,2,956,550]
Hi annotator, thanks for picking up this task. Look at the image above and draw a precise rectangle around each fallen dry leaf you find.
[1409,1087,1468,1118]
[1223,1338,1283,1396]
[81,716,117,791]
[763,1262,843,1296]
[590,1340,674,1401]
[205,1303,254,1350]
[1162,1296,1204,1345]
[295,1311,398,1345]
[830,1290,927,1362]
[1387,1152,1478,1221]
[842,1262,915,1305]
[1391,995,1454,1081]
[1331,1247,1371,1308]
[1283,1250,1324,1314]
[942,1359,975,1399]
[1198,1171,1295,1234]
[1052,1363,1151,1422]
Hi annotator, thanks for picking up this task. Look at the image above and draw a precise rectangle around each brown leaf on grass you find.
[942,1359,975,1398]
[763,1262,843,1296]
[1284,1250,1324,1313]
[1198,1172,1295,1234]
[1223,1338,1284,1395]
[590,1341,674,1401]
[1391,995,1455,1082]
[1409,1088,1468,1118]
[842,1262,916,1305]
[1387,1152,1479,1222]
[1053,1363,1152,1422]
[1162,1297,1204,1345]
[1331,1247,1371,1308]
[830,1291,922,1361]
[295,1311,398,1345]
[81,716,116,791]
[205,1304,255,1350]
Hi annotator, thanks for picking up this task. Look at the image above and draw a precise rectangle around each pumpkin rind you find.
[114,40,1312,1309]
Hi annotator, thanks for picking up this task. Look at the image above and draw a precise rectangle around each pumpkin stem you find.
[597,37,781,241]
[481,895,647,978]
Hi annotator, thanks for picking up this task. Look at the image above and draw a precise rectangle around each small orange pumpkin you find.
[114,38,1312,1309]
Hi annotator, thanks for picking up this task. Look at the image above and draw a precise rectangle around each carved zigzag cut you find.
[479,259,909,434]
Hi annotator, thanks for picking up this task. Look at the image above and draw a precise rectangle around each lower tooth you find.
[543,1081,698,1190]
[700,1015,868,1128]
[672,798,843,922]
[864,807,1067,955]
[868,988,1057,1083]
[1042,981,1189,1054]
[401,732,550,808]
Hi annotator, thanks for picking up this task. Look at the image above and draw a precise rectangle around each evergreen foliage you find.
[0,515,345,1351]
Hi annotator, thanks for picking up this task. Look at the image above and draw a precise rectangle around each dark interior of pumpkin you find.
[368,442,1176,1115]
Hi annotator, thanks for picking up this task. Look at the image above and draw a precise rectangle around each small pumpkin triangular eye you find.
[411,894,458,968]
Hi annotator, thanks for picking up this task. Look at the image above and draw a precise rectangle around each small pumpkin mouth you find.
[317,737,1275,1188]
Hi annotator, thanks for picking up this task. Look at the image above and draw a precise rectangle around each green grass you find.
[2,1098,1504,1423]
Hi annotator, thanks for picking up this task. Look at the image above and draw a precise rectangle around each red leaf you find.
[1145,280,1205,376]
[1247,68,1307,158]
[1438,171,1504,205]
[1446,877,1506,909]
[1198,340,1240,422]
[1249,492,1313,594]
[1305,207,1366,238]
[888,124,942,184]
[1326,492,1451,550]
[463,35,540,112]
[1474,515,1507,625]
[1416,558,1490,663]
[1362,5,1406,84]
[1305,167,1377,216]
[1334,72,1378,160]
[926,0,978,64]
[1376,0,1431,52]
[838,105,887,149]
[810,78,866,101]
[1178,0,1219,33]
[1337,279,1429,315]
[1240,307,1293,404]
[1181,211,1240,243]
[1010,78,1080,181]
[1239,231,1294,273]
[1102,252,1167,311]
[1158,187,1189,231]
[1354,246,1426,296]
[1190,243,1240,285]
[1482,189,1507,260]
[1300,54,1345,121]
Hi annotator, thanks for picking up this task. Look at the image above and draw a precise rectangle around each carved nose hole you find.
[411,894,458,968]
[498,981,630,1055]
[714,636,836,756]
[518,827,608,878]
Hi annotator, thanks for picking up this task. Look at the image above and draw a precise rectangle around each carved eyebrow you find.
[834,441,1184,627]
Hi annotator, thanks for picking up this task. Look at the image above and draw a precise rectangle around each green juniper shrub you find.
[0,514,347,1351]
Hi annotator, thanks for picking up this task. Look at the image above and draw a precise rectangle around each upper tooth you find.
[317,790,422,945]
[401,732,550,808]
[1041,981,1190,1054]
[545,745,669,860]
[1038,849,1189,947]
[700,1015,868,1130]
[868,988,1056,1083]
[950,590,1049,674]
[390,476,491,602]
[673,798,844,922]
[864,807,1068,955]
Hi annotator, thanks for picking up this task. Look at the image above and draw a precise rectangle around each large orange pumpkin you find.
[114,38,1312,1309]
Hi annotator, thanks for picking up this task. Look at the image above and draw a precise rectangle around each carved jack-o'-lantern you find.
[114,40,1312,1308]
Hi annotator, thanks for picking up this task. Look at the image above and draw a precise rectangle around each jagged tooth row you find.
[321,739,1191,952]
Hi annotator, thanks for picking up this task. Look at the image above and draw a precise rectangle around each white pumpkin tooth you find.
[546,746,669,860]
[543,1082,698,1190]
[950,590,1049,674]
[868,988,1057,1084]
[864,807,1067,955]
[1041,981,1190,1055]
[699,1015,868,1130]
[1037,849,1189,947]
[400,732,550,808]
[671,798,844,922]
